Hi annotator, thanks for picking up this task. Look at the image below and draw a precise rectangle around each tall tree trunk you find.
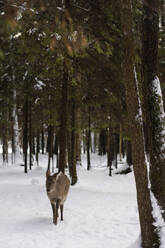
[83,129,86,154]
[87,106,91,170]
[67,127,72,177]
[12,88,20,164]
[2,109,8,164]
[142,0,165,223]
[29,100,32,170]
[113,134,118,169]
[2,133,8,164]
[119,123,122,161]
[70,97,78,185]
[126,140,132,167]
[122,0,159,246]
[59,61,68,173]
[36,129,40,166]
[54,132,59,169]
[76,104,81,165]
[93,132,97,154]
[23,96,28,174]
[47,125,54,172]
[99,129,107,156]
[107,118,114,176]
[32,132,35,155]
[59,0,71,174]
[41,126,45,154]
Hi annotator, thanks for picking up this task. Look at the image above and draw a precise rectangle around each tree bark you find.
[59,61,68,173]
[23,96,28,174]
[122,0,160,246]
[70,97,78,185]
[12,88,20,164]
[41,126,45,154]
[29,100,32,170]
[2,109,8,164]
[126,140,132,166]
[87,106,91,170]
[47,125,54,172]
[119,123,122,161]
[36,129,40,166]
[142,0,165,222]
[113,133,118,169]
[99,129,107,156]
[107,118,114,176]
[76,105,81,165]
[54,132,59,168]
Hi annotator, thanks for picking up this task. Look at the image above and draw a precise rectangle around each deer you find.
[46,170,70,225]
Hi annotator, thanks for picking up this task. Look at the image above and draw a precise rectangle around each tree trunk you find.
[142,0,165,223]
[29,100,32,170]
[126,140,132,167]
[87,106,91,170]
[70,98,78,185]
[122,0,160,246]
[36,129,40,166]
[41,126,45,154]
[23,96,28,174]
[47,125,54,172]
[93,132,98,154]
[76,105,81,165]
[12,88,20,164]
[107,118,114,176]
[54,132,59,169]
[2,114,8,164]
[83,130,86,154]
[67,127,72,178]
[32,132,35,155]
[119,123,122,161]
[99,129,107,155]
[113,134,118,169]
[59,61,68,173]
[2,134,8,164]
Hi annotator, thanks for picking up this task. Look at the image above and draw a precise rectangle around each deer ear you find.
[46,170,51,177]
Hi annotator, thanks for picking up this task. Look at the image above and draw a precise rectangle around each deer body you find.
[46,171,70,225]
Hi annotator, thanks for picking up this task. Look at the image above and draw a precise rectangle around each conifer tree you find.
[142,0,165,225]
[121,0,160,246]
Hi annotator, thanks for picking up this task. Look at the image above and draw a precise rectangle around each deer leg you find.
[51,203,56,223]
[60,205,64,221]
[54,199,60,225]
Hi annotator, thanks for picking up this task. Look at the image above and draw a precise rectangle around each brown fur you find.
[46,171,70,225]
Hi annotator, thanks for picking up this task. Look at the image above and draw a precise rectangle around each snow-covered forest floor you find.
[0,152,140,248]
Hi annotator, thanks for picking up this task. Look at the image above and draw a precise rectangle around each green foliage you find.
[0,50,4,60]
[0,0,162,153]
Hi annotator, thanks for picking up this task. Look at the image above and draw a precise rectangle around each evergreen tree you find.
[142,0,165,225]
[121,0,160,246]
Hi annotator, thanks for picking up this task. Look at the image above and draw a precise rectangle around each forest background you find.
[0,0,165,247]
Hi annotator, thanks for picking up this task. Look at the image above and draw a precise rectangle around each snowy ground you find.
[0,153,140,248]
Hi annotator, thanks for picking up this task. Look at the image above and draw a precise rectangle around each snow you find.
[13,33,22,39]
[0,153,140,248]
[28,28,37,35]
[146,153,165,247]
[152,76,165,154]
[55,32,62,40]
[150,191,165,248]
[152,76,165,121]
[34,78,46,89]
[134,66,143,125]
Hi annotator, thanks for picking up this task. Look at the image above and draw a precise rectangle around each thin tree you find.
[58,60,68,173]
